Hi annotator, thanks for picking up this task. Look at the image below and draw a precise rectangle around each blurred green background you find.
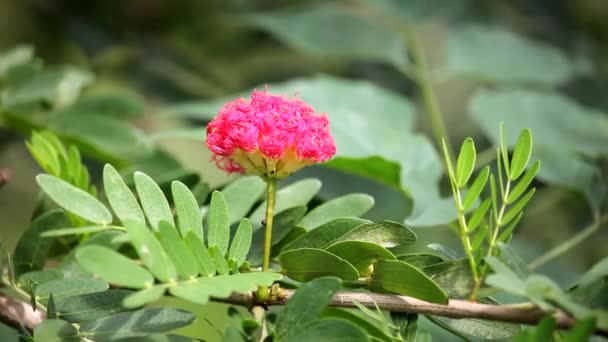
[1,0,607,340]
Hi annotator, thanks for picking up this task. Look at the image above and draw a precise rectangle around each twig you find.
[3,286,606,337]
[214,289,608,337]
[530,213,608,270]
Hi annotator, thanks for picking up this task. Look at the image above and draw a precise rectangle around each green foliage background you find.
[1,0,607,340]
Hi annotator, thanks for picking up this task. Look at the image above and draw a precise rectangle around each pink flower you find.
[206,89,336,178]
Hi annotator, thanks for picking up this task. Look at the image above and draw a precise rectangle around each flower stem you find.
[262,178,277,272]
[257,178,277,302]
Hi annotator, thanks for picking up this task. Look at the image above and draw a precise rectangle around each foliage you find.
[1,1,608,341]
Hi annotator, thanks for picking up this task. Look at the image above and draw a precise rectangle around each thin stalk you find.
[262,178,277,272]
[530,213,608,270]
[453,184,481,300]
[487,178,512,258]
[401,27,455,164]
[256,178,277,302]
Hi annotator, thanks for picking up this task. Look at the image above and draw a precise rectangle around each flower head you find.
[206,89,336,178]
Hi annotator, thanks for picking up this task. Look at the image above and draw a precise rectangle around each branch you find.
[216,289,608,337]
[0,294,44,332]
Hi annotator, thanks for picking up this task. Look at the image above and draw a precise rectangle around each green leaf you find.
[507,160,540,204]
[396,253,444,268]
[13,210,69,275]
[35,277,109,304]
[55,290,134,323]
[47,293,58,319]
[514,315,556,342]
[184,231,216,277]
[335,221,416,247]
[509,129,533,180]
[248,206,307,266]
[207,191,230,255]
[471,224,488,251]
[421,259,473,299]
[56,93,144,119]
[524,275,590,318]
[122,285,166,308]
[470,89,608,201]
[3,66,93,108]
[228,218,253,268]
[250,178,321,227]
[576,256,608,288]
[103,164,145,225]
[467,198,491,233]
[371,260,448,304]
[171,181,203,239]
[501,188,535,226]
[323,308,395,342]
[41,225,124,237]
[58,230,128,277]
[562,317,596,342]
[532,146,605,213]
[134,171,174,230]
[158,222,199,280]
[76,245,154,289]
[455,138,476,188]
[372,260,448,304]
[0,322,19,342]
[448,25,574,85]
[462,166,490,211]
[50,114,153,163]
[124,220,177,283]
[275,277,342,341]
[210,246,229,275]
[323,156,401,189]
[221,176,266,225]
[298,193,375,230]
[485,257,526,296]
[496,243,530,279]
[283,319,370,342]
[429,315,522,340]
[78,308,195,341]
[0,45,33,76]
[168,273,281,304]
[285,217,370,251]
[246,6,408,69]
[280,248,359,282]
[28,132,61,176]
[36,174,112,224]
[367,0,471,23]
[18,270,64,295]
[34,319,80,342]
[326,241,395,275]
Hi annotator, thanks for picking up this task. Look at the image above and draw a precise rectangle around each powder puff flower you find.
[206,89,336,178]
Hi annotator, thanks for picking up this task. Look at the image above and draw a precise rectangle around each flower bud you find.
[206,89,336,178]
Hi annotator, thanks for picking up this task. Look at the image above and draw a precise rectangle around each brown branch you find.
[215,289,607,337]
[2,287,605,337]
[0,294,44,332]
